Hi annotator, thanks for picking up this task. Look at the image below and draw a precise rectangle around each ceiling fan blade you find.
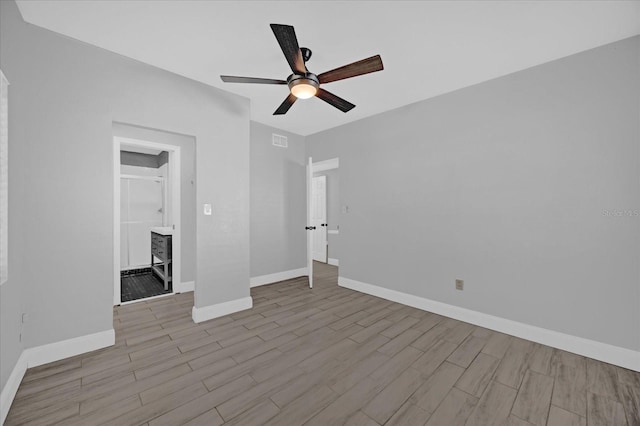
[220,75,287,85]
[270,24,306,74]
[315,88,355,113]
[318,55,384,84]
[273,93,298,115]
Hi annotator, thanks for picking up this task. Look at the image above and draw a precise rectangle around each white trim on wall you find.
[25,329,115,368]
[312,157,339,173]
[328,258,339,266]
[0,329,115,423]
[250,268,308,288]
[192,297,253,323]
[119,174,164,181]
[338,276,640,372]
[327,230,339,235]
[0,351,27,425]
[175,280,194,293]
[113,139,121,305]
[0,69,9,286]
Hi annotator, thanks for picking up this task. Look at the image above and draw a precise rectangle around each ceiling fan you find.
[220,24,384,115]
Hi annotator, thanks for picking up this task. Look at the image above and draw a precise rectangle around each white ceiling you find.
[16,1,640,136]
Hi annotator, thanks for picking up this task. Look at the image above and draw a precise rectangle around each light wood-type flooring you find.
[6,262,640,425]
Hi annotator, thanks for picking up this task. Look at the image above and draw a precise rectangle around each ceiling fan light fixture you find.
[291,83,317,99]
[288,74,319,99]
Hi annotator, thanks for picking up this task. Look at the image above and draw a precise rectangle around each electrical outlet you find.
[455,279,464,291]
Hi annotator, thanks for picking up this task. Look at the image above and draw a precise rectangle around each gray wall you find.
[0,0,250,391]
[307,36,640,351]
[250,121,306,277]
[314,169,340,260]
[114,123,197,283]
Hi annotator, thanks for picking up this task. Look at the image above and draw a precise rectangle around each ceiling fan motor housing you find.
[300,47,312,62]
[287,73,319,98]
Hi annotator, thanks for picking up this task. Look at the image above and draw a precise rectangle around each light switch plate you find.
[204,204,212,216]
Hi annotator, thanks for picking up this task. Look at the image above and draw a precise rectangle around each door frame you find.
[113,136,181,306]
[307,157,339,286]
[311,175,328,263]
[313,157,339,174]
[306,157,313,288]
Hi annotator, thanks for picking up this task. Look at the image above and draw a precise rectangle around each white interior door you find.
[312,175,327,263]
[306,157,313,288]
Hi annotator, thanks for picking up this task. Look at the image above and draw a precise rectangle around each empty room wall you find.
[0,0,250,390]
[250,121,306,278]
[307,36,640,354]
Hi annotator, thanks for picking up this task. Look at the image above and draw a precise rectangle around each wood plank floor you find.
[6,262,640,425]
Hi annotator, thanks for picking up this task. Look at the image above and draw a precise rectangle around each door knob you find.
[305,226,316,230]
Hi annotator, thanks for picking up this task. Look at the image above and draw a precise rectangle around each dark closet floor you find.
[120,270,171,302]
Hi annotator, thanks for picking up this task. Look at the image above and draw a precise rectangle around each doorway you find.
[312,175,327,263]
[113,136,181,305]
[120,173,169,302]
[306,157,339,288]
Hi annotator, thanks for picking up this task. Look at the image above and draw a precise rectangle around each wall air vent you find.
[272,133,288,148]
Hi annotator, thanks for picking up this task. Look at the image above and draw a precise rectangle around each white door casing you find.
[312,175,327,263]
[306,157,313,288]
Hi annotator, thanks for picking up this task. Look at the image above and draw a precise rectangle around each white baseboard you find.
[1,328,115,423]
[175,280,194,293]
[250,267,307,288]
[192,296,253,323]
[25,329,115,368]
[338,276,640,372]
[328,258,339,267]
[1,351,27,425]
